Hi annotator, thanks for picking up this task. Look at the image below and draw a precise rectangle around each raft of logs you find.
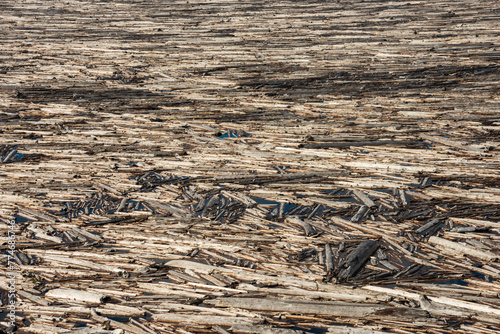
[0,0,499,332]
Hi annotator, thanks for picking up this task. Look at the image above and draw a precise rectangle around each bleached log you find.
[327,326,388,334]
[286,216,317,236]
[419,295,470,317]
[352,190,376,209]
[66,329,124,334]
[27,323,123,333]
[137,282,207,299]
[231,324,305,334]
[428,236,499,261]
[21,305,144,318]
[207,297,429,319]
[324,243,335,276]
[166,260,355,292]
[153,314,262,326]
[363,285,500,316]
[237,283,378,302]
[45,288,107,304]
[17,289,50,306]
[147,200,190,217]
[70,227,103,242]
[449,217,500,229]
[27,224,63,243]
[38,254,128,276]
[18,206,57,222]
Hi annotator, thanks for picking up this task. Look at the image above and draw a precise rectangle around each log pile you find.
[0,0,499,333]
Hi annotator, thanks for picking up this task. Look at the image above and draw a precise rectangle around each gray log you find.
[208,297,429,319]
[338,240,379,280]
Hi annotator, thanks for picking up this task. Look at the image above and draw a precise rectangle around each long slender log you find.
[364,286,500,317]
[327,326,388,334]
[299,140,418,149]
[428,236,499,261]
[207,297,430,319]
[45,288,107,304]
[231,324,305,334]
[153,314,262,326]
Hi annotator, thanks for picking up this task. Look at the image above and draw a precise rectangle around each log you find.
[352,190,376,209]
[338,240,379,280]
[231,324,305,334]
[286,216,317,236]
[327,326,388,334]
[45,288,107,304]
[153,314,262,326]
[299,140,418,149]
[207,297,429,319]
[90,309,150,334]
[428,236,499,261]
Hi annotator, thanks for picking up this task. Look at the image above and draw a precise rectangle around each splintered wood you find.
[1,0,499,333]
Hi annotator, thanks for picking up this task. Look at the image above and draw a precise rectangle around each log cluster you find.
[0,0,499,333]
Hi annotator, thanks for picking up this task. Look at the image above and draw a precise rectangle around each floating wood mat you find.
[1,0,500,333]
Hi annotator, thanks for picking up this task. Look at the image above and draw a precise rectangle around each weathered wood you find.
[1,0,499,332]
[153,314,261,326]
[338,240,380,281]
[428,236,499,261]
[45,289,107,304]
[285,216,317,236]
[327,326,388,334]
[231,324,305,334]
[207,297,430,319]
[299,140,419,149]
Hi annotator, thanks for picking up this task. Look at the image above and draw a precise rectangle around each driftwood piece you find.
[352,190,376,209]
[45,288,107,304]
[327,326,388,334]
[416,219,442,235]
[299,140,418,149]
[428,236,499,261]
[26,324,124,334]
[338,240,380,280]
[17,289,50,306]
[364,286,500,317]
[146,200,190,218]
[285,216,317,236]
[22,305,144,318]
[91,309,150,334]
[324,243,335,276]
[153,314,262,326]
[231,324,305,334]
[207,297,430,319]
[39,254,128,276]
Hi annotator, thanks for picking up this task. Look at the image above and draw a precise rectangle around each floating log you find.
[45,289,107,304]
[153,314,261,326]
[428,236,499,261]
[231,324,305,334]
[338,240,380,281]
[208,297,430,319]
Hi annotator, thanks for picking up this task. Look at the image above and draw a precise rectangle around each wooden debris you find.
[207,297,430,319]
[45,288,107,304]
[0,0,499,332]
[338,240,380,281]
[428,236,499,261]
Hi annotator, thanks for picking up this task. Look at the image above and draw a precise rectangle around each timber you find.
[1,0,500,333]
